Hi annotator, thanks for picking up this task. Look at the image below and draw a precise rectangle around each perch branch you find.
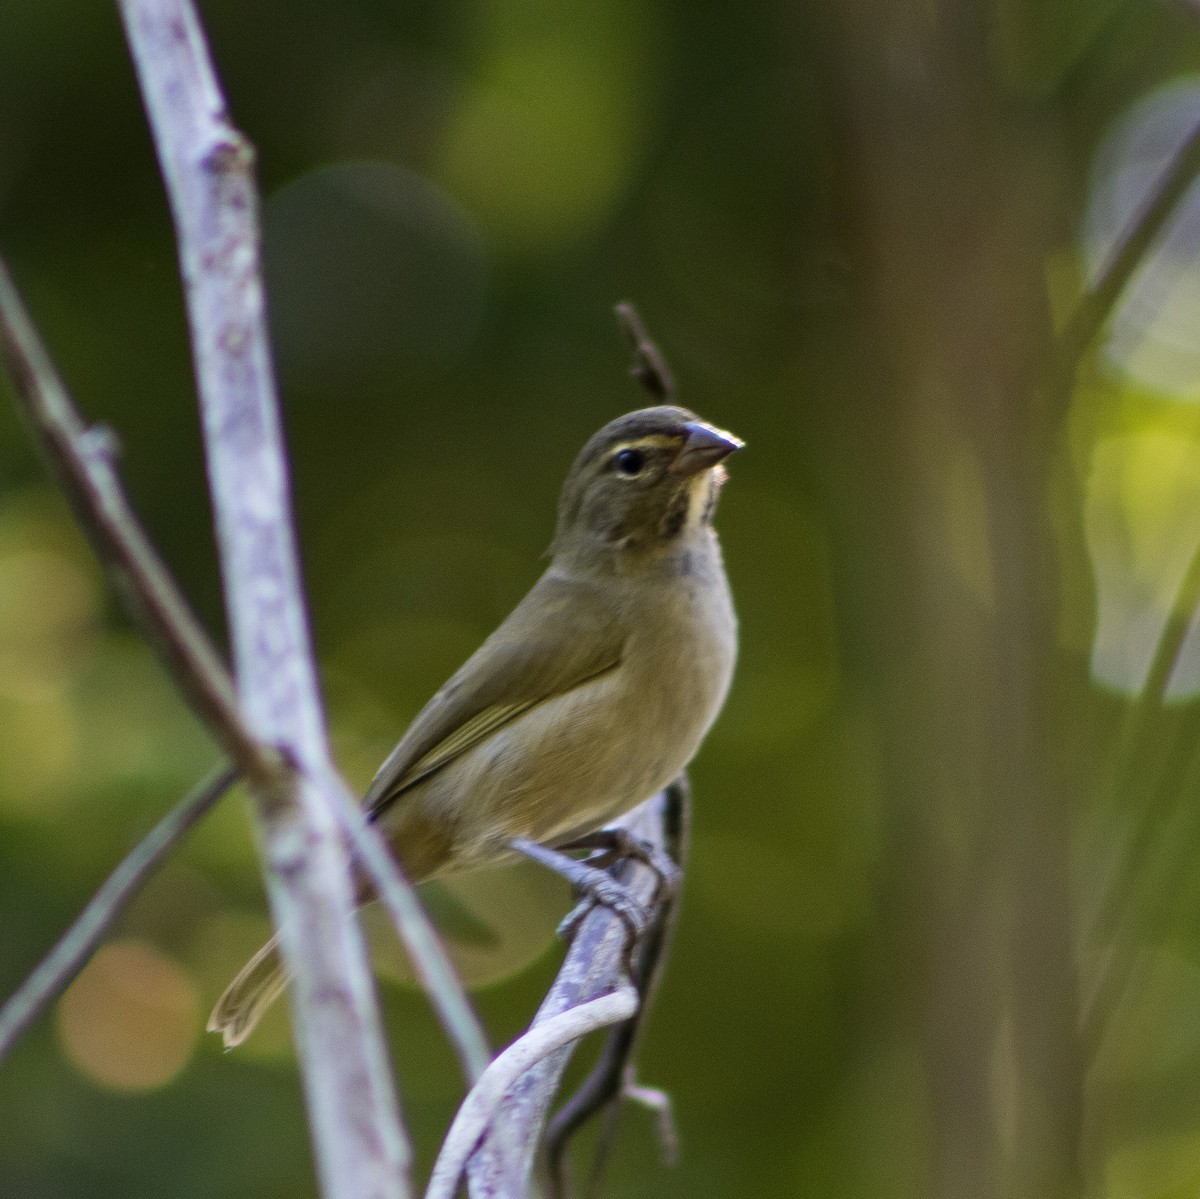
[464,789,678,1197]
[425,986,639,1199]
[546,777,691,1197]
[0,764,237,1062]
[453,312,687,1196]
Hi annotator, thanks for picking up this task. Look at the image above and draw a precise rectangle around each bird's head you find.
[552,406,743,568]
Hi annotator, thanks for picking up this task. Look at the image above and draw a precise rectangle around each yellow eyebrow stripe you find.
[607,435,679,456]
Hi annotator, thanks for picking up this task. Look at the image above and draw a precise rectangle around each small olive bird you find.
[209,404,742,1046]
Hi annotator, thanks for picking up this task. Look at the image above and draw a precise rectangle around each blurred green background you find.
[8,0,1200,1196]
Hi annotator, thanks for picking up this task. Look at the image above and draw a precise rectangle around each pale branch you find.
[0,764,237,1062]
[546,777,690,1197]
[0,256,270,786]
[115,2,411,1195]
[425,986,640,1199]
[0,246,487,1091]
[465,790,678,1197]
[1057,116,1200,386]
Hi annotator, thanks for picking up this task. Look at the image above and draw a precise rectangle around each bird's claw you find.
[564,829,683,904]
[556,875,650,950]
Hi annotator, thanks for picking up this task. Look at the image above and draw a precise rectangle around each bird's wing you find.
[364,571,626,819]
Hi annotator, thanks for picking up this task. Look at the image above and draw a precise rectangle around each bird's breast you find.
[621,552,737,769]
[404,538,737,871]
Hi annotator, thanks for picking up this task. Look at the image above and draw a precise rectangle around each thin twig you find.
[623,1085,679,1166]
[1082,536,1200,1043]
[465,792,674,1197]
[0,257,273,786]
[1056,116,1200,387]
[117,2,413,1193]
[614,302,677,401]
[0,764,237,1062]
[0,247,486,1090]
[426,987,639,1199]
[321,769,492,1083]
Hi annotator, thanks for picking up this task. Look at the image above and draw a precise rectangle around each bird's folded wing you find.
[364,571,626,819]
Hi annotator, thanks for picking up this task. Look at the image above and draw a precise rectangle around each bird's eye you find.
[614,448,645,476]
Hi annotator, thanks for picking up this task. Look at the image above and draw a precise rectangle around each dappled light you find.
[55,940,199,1092]
[1085,432,1200,697]
[1086,80,1200,399]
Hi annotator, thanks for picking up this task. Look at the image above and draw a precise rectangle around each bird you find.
[209,404,742,1047]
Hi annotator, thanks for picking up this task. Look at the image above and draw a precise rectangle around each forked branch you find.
[0,249,487,1088]
[463,787,683,1197]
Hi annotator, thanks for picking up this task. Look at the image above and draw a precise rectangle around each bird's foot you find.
[558,828,683,904]
[556,880,649,948]
[509,837,651,966]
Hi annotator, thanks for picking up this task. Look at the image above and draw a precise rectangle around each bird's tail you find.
[207,935,289,1048]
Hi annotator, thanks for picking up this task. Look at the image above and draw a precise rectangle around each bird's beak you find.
[670,421,745,477]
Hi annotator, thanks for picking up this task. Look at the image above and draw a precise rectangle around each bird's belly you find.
[423,641,730,867]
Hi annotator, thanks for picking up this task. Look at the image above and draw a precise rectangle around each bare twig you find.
[465,791,675,1197]
[623,1085,679,1166]
[1,244,486,1090]
[1056,116,1200,387]
[0,257,271,785]
[425,986,639,1199]
[322,772,492,1082]
[115,2,411,1193]
[0,764,237,1062]
[615,302,677,401]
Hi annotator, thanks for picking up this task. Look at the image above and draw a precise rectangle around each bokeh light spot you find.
[1085,432,1200,697]
[56,939,199,1092]
[0,692,77,815]
[436,26,650,252]
[0,547,98,701]
[1085,78,1200,398]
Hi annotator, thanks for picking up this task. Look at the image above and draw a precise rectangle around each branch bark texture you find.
[115,2,411,1194]
[465,791,674,1197]
[427,986,638,1199]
